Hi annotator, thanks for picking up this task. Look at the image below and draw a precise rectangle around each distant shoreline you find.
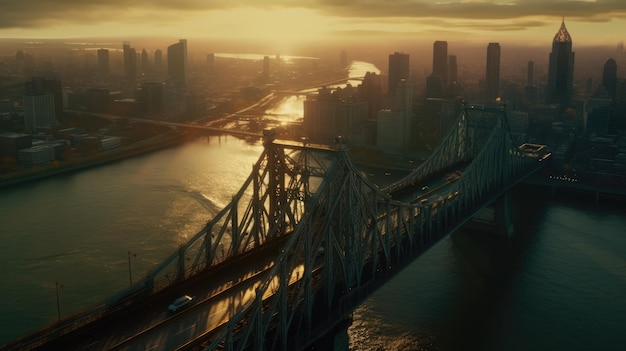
[0,129,190,189]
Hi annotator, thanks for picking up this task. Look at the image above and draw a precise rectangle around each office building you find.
[24,93,57,131]
[486,43,501,101]
[139,82,164,116]
[154,49,163,69]
[303,86,369,144]
[525,60,539,104]
[97,49,110,75]
[432,41,448,85]
[388,52,409,94]
[547,20,575,108]
[141,49,149,73]
[123,42,137,80]
[602,58,618,100]
[377,80,413,149]
[167,39,188,86]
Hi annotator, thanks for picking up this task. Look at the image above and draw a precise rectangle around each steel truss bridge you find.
[6,106,548,351]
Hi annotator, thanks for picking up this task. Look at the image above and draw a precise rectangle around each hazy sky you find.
[1,0,625,49]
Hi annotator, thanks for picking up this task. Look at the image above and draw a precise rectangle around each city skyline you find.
[1,1,626,51]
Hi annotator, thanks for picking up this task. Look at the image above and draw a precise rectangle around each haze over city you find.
[1,1,626,351]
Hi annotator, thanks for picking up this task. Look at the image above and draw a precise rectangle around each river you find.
[1,61,625,350]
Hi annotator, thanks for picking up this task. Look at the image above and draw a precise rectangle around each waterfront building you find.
[23,93,57,132]
[547,20,575,108]
[388,52,409,94]
[486,42,501,101]
[0,132,32,160]
[167,39,188,87]
[17,144,55,165]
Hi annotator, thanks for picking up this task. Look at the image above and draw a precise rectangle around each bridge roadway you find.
[15,236,292,351]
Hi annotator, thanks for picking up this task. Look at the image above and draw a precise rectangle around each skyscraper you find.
[432,41,448,85]
[388,52,409,94]
[167,39,188,86]
[123,42,137,80]
[602,58,617,100]
[141,49,149,73]
[547,20,575,107]
[97,48,109,75]
[527,60,534,86]
[486,42,501,100]
[525,60,539,104]
[154,49,163,69]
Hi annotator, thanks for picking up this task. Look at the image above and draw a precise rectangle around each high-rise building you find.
[122,42,137,80]
[377,80,413,150]
[602,58,618,100]
[154,49,163,69]
[388,52,409,94]
[432,41,448,85]
[486,42,501,100]
[263,56,270,78]
[139,82,164,116]
[303,86,369,144]
[587,96,612,135]
[97,49,110,75]
[547,20,575,108]
[141,49,149,73]
[167,39,188,86]
[24,93,57,131]
[525,60,539,104]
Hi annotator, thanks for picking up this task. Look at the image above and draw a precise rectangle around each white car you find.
[168,295,194,312]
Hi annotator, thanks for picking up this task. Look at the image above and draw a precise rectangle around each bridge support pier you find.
[466,192,514,237]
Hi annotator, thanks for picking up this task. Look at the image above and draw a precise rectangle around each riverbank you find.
[0,128,192,188]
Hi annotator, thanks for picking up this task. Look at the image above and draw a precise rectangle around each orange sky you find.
[1,1,625,49]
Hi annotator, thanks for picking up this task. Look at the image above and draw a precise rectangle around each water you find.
[348,189,626,351]
[0,136,265,343]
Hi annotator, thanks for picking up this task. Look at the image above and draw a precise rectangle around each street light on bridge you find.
[128,251,137,286]
[55,281,63,322]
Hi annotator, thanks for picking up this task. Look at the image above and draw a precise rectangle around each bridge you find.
[2,106,549,351]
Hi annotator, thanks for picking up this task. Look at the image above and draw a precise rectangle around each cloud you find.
[314,0,626,20]
[1,0,626,30]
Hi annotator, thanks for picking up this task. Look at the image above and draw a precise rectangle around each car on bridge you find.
[168,295,194,313]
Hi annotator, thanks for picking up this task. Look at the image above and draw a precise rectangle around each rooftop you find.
[553,19,572,44]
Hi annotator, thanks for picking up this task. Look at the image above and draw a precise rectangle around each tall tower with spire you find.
[547,19,575,108]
